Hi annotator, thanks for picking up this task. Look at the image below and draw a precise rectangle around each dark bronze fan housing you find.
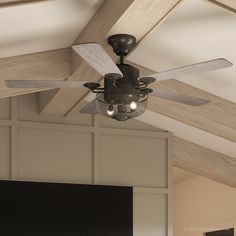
[83,34,156,121]
[5,34,233,121]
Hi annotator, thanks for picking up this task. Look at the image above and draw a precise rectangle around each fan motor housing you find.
[104,64,140,104]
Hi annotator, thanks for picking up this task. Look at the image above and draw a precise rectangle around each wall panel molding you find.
[0,94,172,236]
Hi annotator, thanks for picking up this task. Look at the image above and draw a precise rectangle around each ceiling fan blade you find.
[5,80,86,89]
[80,99,99,114]
[151,89,210,106]
[72,43,123,77]
[146,58,233,81]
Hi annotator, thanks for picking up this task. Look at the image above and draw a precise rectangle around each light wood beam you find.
[39,0,182,115]
[207,0,236,13]
[0,0,45,7]
[174,137,236,188]
[0,48,71,98]
[132,62,236,143]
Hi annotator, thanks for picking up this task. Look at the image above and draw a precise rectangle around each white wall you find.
[0,93,173,236]
[174,176,236,236]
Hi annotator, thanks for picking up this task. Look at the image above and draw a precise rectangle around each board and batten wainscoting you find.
[0,93,173,236]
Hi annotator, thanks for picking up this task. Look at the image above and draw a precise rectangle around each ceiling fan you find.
[5,34,233,121]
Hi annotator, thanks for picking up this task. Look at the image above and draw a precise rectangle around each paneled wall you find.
[0,93,173,236]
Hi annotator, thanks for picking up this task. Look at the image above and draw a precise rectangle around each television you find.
[205,229,234,236]
[0,180,133,236]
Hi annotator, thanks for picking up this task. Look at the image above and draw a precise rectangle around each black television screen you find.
[206,229,234,236]
[0,180,133,236]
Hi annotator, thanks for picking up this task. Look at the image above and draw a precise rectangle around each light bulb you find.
[107,104,114,116]
[130,101,137,110]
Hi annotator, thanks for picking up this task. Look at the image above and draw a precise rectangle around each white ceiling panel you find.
[0,0,103,58]
[128,0,236,103]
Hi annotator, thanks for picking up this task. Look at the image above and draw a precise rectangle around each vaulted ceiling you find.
[0,0,236,187]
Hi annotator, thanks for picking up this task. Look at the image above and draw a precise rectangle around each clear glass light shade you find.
[96,94,148,121]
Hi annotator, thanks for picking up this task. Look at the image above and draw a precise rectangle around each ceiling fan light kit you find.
[85,68,150,120]
[82,34,157,121]
[5,34,233,121]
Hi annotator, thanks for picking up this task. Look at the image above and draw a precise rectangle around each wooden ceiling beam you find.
[174,137,236,188]
[0,0,45,7]
[207,0,236,13]
[0,48,71,98]
[132,61,236,143]
[39,0,183,115]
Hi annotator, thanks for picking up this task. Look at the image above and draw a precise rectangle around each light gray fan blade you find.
[151,89,210,106]
[72,43,123,77]
[5,80,87,89]
[147,58,233,81]
[80,99,99,114]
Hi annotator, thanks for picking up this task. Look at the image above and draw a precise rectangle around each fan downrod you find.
[108,34,136,64]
